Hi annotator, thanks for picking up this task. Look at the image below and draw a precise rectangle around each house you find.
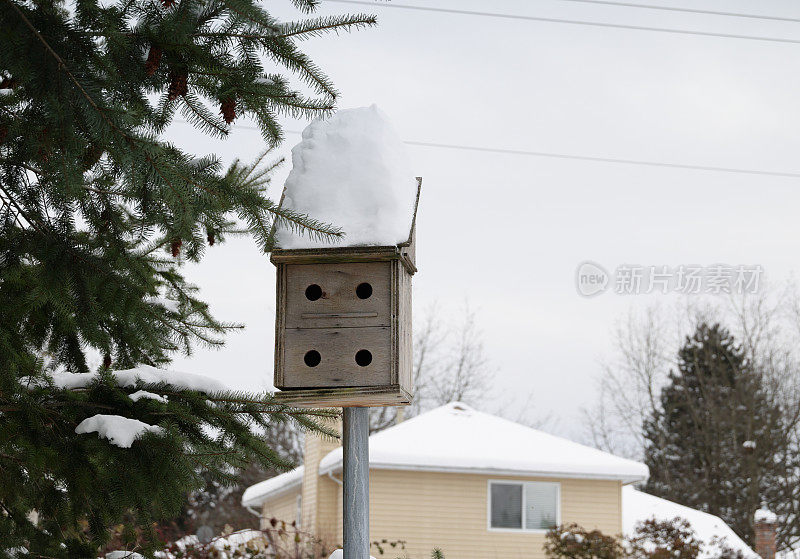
[242,402,758,559]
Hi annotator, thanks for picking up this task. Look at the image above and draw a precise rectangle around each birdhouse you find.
[270,179,421,407]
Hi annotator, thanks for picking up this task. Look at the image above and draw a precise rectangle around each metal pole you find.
[343,406,370,559]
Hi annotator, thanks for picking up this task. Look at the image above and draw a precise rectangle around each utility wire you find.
[324,0,800,46]
[555,0,800,25]
[173,120,800,180]
[401,139,800,179]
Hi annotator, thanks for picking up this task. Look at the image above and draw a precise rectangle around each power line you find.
[325,0,800,46]
[173,120,800,180]
[555,0,800,25]
[401,139,800,179]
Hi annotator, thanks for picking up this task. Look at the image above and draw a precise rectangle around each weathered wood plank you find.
[398,260,413,391]
[285,262,391,329]
[397,177,422,269]
[274,263,287,387]
[280,327,392,388]
[272,386,412,407]
[271,246,417,275]
[271,177,420,397]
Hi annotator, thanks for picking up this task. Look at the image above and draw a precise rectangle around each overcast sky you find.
[168,0,800,440]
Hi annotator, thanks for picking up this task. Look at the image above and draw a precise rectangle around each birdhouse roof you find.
[319,402,649,483]
[270,176,420,274]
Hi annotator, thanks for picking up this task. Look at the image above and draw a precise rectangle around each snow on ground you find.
[203,529,263,552]
[275,105,418,249]
[155,529,271,559]
[75,414,164,448]
[48,364,227,393]
[318,402,648,483]
[129,390,169,403]
[622,486,757,558]
[779,543,800,559]
[328,550,376,559]
[105,552,144,559]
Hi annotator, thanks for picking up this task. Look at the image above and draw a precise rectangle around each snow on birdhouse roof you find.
[319,402,649,483]
[275,105,418,249]
[622,486,757,559]
[241,465,303,509]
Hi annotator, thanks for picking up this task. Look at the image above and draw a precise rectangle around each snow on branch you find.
[75,414,165,448]
[33,364,228,393]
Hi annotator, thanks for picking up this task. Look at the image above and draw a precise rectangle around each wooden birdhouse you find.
[271,179,421,407]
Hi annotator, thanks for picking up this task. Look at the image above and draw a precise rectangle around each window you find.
[488,481,560,531]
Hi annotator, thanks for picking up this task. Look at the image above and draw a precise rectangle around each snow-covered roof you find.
[755,508,778,524]
[241,466,303,509]
[319,402,649,483]
[622,486,757,559]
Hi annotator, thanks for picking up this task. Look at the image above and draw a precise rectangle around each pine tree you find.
[155,420,303,538]
[0,0,374,553]
[643,323,796,548]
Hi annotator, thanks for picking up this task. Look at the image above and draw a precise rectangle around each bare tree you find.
[369,302,552,434]
[582,284,800,547]
[409,301,449,416]
[370,302,494,432]
[427,303,493,408]
[583,304,680,459]
[585,285,800,461]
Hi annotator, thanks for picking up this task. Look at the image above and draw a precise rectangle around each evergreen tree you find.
[643,323,795,548]
[0,0,374,554]
[156,420,303,538]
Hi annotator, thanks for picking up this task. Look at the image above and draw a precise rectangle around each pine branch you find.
[180,92,230,138]
[0,0,371,550]
[274,13,376,41]
[3,0,127,140]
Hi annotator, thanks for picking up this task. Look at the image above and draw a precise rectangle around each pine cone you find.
[220,97,236,124]
[82,144,103,170]
[103,354,112,368]
[0,77,18,89]
[161,0,176,7]
[100,208,111,228]
[170,238,182,257]
[167,69,188,100]
[207,231,215,246]
[36,127,50,162]
[145,46,163,76]
[0,125,8,144]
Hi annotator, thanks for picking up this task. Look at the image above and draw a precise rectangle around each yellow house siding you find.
[260,489,300,531]
[301,426,341,537]
[301,453,319,531]
[315,475,340,546]
[561,477,623,535]
[368,470,622,559]
[261,469,623,559]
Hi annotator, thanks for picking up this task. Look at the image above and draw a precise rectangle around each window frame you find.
[486,479,561,533]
